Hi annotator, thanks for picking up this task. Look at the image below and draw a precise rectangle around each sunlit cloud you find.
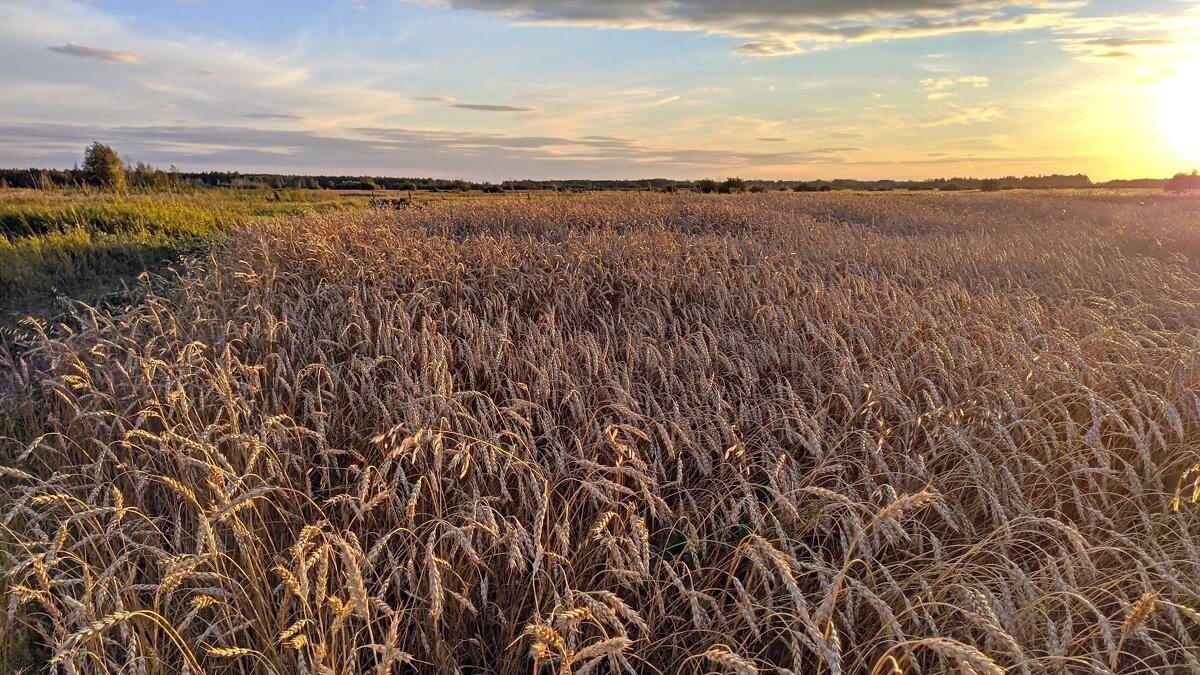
[450,103,538,112]
[0,121,868,178]
[47,43,141,64]
[921,75,989,99]
[736,41,803,57]
[415,0,1086,54]
[243,113,305,120]
[415,95,538,112]
[1,0,1196,180]
[1060,36,1175,59]
[926,105,1003,126]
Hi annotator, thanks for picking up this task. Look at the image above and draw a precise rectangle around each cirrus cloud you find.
[413,0,1086,55]
[0,121,865,179]
[243,112,305,120]
[415,95,538,112]
[48,42,141,64]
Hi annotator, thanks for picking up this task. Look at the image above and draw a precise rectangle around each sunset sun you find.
[1162,63,1200,163]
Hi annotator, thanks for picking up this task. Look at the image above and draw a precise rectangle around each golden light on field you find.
[1161,63,1200,163]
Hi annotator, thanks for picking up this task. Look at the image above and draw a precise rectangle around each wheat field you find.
[2,191,1200,674]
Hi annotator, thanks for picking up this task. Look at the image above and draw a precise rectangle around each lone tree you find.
[82,142,127,190]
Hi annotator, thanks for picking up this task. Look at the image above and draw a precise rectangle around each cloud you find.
[736,41,803,56]
[1076,37,1173,48]
[47,42,140,64]
[3,2,418,129]
[920,75,988,99]
[451,103,538,112]
[413,0,1085,54]
[921,76,989,91]
[1046,12,1200,60]
[1059,36,1175,60]
[926,105,1002,126]
[415,95,538,112]
[757,137,788,142]
[0,121,863,179]
[243,113,304,120]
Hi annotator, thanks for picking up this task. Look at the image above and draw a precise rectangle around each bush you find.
[718,177,749,194]
[1165,170,1200,193]
[979,179,1002,192]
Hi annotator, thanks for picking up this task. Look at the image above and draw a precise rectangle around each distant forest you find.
[0,166,1175,193]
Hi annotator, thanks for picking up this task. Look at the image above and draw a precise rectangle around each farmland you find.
[2,190,1200,673]
[0,188,389,342]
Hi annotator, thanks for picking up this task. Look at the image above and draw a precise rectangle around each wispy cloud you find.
[413,0,1085,55]
[415,95,538,112]
[736,41,802,57]
[920,75,989,99]
[451,103,537,112]
[48,42,140,64]
[3,0,1195,180]
[0,121,864,178]
[926,105,1002,126]
[1060,36,1175,59]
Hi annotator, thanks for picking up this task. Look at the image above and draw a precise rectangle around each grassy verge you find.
[0,188,372,340]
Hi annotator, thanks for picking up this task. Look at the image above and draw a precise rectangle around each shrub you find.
[718,177,749,193]
[1165,170,1200,193]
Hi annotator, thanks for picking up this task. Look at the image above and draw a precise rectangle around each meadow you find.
[0,188,375,341]
[2,190,1200,674]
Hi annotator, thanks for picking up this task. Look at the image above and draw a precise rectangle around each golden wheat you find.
[3,191,1200,673]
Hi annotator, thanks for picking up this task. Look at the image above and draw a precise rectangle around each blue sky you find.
[2,0,1199,180]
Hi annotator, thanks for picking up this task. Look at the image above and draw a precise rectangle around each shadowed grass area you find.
[0,189,372,339]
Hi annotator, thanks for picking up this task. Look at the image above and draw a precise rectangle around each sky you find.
[2,0,1200,181]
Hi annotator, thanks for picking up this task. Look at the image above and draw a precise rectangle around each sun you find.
[1161,63,1200,163]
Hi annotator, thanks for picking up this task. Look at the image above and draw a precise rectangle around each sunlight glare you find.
[1162,63,1200,163]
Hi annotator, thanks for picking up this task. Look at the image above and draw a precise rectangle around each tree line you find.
[0,143,1191,193]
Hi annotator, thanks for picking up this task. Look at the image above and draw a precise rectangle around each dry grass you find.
[2,191,1200,673]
